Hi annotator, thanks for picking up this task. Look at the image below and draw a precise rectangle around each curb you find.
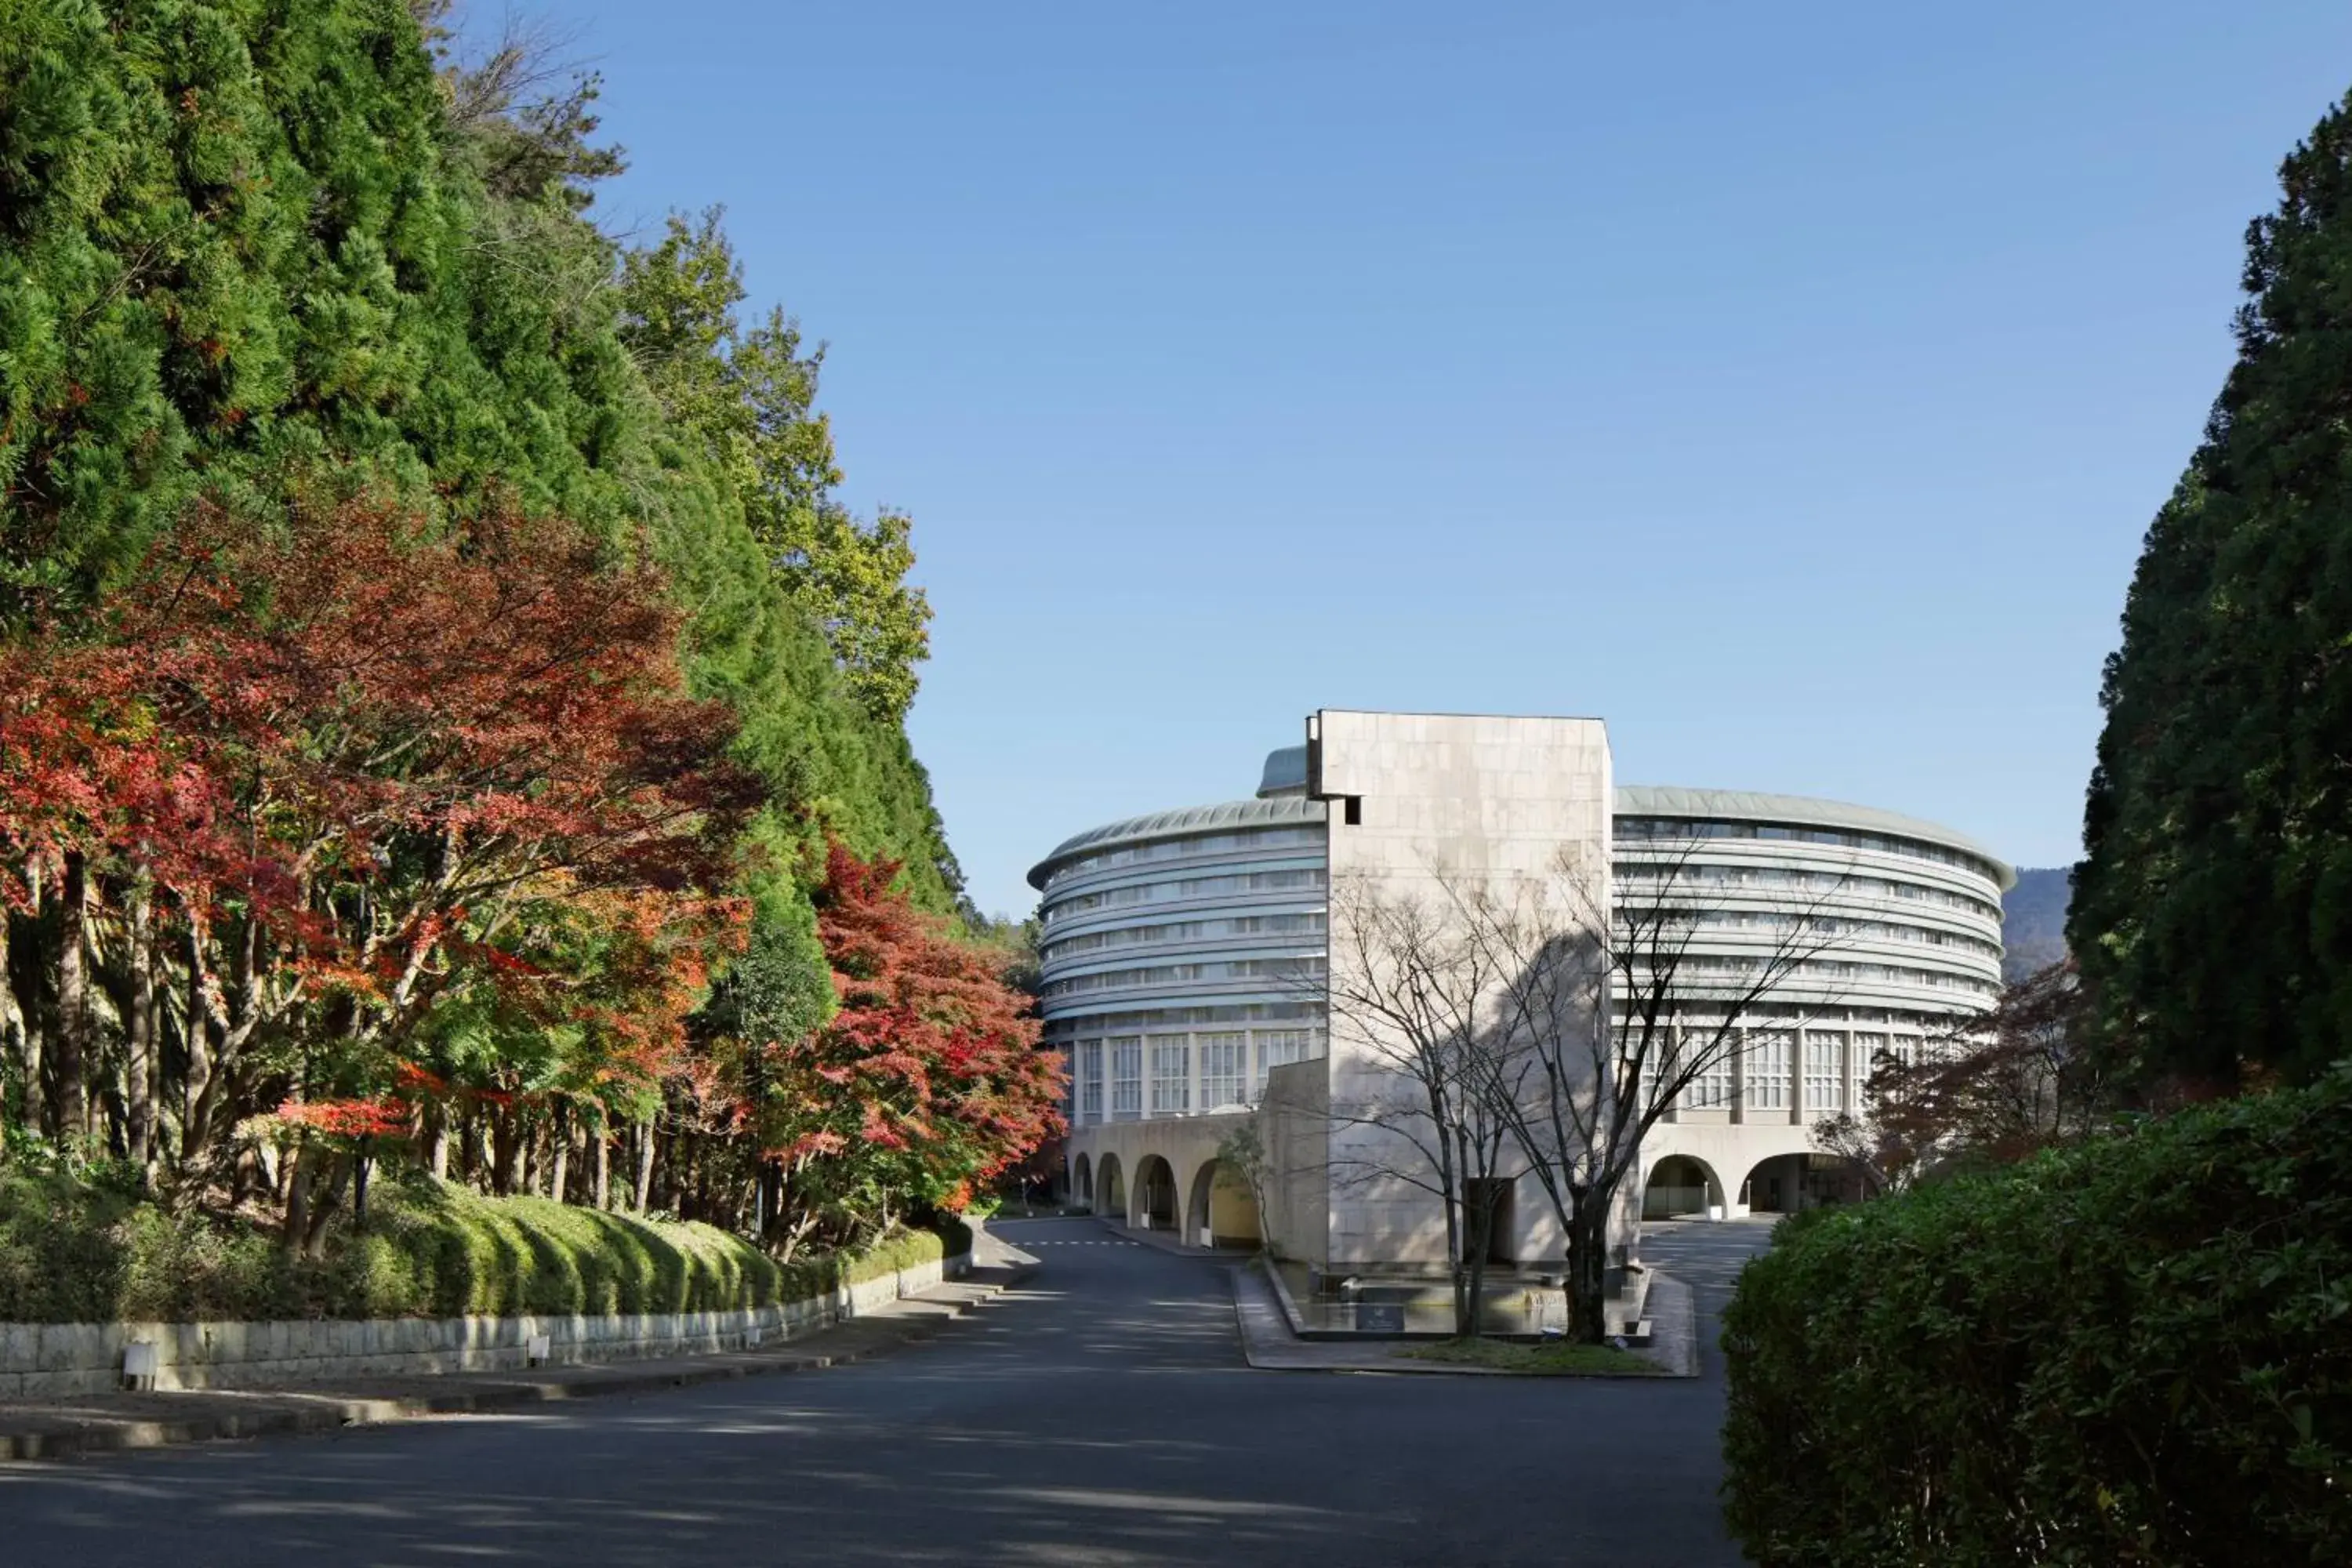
[1229,1261,1699,1378]
[0,1265,1036,1464]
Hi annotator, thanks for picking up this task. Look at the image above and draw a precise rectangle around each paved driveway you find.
[0,1217,1776,1566]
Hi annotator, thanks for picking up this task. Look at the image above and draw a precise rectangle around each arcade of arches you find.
[1062,1115,1263,1247]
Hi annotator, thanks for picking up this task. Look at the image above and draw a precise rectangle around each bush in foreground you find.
[1722,1068,2351,1566]
[0,1172,964,1324]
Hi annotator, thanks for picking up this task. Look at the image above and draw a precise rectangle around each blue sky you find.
[548,1,2352,917]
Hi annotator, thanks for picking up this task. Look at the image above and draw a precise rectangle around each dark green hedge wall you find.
[1722,1070,2352,1566]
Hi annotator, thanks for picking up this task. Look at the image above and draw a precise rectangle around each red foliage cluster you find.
[275,1096,412,1140]
[0,498,761,1126]
[752,844,1063,1218]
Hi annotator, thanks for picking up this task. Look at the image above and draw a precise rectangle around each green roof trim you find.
[1027,796,1330,889]
[1615,785,2015,890]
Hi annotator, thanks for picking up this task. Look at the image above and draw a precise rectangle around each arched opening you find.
[1134,1154,1178,1231]
[1185,1159,1263,1250]
[1642,1154,1726,1220]
[1740,1154,1804,1215]
[1072,1152,1093,1207]
[1096,1153,1125,1218]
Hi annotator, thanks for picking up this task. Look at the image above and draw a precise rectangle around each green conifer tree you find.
[2074,91,2352,1089]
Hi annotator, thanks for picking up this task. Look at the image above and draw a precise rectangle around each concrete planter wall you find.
[0,1250,969,1399]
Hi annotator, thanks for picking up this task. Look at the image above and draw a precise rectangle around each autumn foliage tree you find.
[731,844,1064,1252]
[0,2,1054,1276]
[0,497,757,1243]
[1811,959,2111,1193]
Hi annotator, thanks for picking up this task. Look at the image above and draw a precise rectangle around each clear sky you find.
[547,1,2352,917]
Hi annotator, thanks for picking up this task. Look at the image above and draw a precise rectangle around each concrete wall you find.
[1309,710,1617,1274]
[1258,1058,1330,1265]
[0,1251,970,1399]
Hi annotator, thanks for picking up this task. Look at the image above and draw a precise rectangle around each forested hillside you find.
[1999,867,2070,982]
[0,0,1057,1258]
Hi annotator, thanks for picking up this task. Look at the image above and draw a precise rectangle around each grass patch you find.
[1403,1336,1665,1376]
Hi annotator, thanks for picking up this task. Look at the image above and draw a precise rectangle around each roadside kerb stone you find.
[2,1250,971,1398]
[0,1264,1034,1463]
[1229,1263,1697,1377]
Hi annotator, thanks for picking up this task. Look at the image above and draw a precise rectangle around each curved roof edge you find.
[1028,795,1330,889]
[1258,744,1309,797]
[1616,785,2015,891]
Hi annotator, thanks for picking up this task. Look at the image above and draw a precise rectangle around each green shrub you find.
[1722,1069,2352,1566]
[0,1172,960,1323]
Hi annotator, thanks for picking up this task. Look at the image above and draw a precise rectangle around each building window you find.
[1746,1030,1792,1111]
[1149,1035,1191,1115]
[1686,1029,1734,1109]
[1804,1033,1843,1111]
[1109,1036,1143,1119]
[1078,1040,1103,1124]
[1853,1032,1892,1087]
[1199,1032,1247,1109]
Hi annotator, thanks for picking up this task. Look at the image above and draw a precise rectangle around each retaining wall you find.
[0,1250,969,1399]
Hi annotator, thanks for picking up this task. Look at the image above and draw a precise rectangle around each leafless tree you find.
[1319,876,1533,1338]
[1447,839,1860,1342]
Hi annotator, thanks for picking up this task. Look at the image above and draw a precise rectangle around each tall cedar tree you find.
[2074,92,2352,1089]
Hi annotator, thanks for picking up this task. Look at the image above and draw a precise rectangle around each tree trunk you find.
[633,1119,655,1211]
[1464,1184,1495,1341]
[54,851,89,1140]
[283,1141,312,1251]
[517,1112,539,1196]
[180,926,214,1163]
[593,1125,611,1210]
[0,909,34,1130]
[548,1105,569,1203]
[302,1152,350,1258]
[125,877,155,1170]
[1566,1193,1612,1345]
[426,1101,450,1180]
[491,1105,520,1195]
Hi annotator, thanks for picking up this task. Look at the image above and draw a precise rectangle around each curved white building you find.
[1612,784,2011,1218]
[1033,715,2013,1262]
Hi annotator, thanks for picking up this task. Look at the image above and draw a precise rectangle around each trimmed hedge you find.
[1722,1069,2352,1566]
[0,1172,960,1323]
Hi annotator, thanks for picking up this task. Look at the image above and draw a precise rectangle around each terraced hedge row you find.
[0,1172,966,1324]
[1722,1068,2351,1566]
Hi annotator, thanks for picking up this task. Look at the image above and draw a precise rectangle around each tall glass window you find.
[1746,1030,1792,1111]
[1078,1040,1103,1124]
[1199,1033,1247,1109]
[1804,1032,1843,1111]
[1686,1027,1734,1109]
[1109,1036,1143,1119]
[1148,1035,1191,1115]
[1852,1032,1892,1087]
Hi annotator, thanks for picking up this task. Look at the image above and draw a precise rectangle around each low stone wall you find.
[0,1250,969,1399]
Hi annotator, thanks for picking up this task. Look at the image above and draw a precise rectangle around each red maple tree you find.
[0,497,760,1191]
[745,843,1064,1245]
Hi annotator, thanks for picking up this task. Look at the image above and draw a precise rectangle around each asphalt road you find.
[0,1217,1775,1567]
